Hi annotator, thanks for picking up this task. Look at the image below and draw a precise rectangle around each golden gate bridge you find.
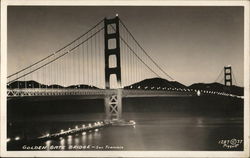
[7,15,241,121]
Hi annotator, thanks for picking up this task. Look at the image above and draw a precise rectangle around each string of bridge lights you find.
[7,121,105,143]
[7,120,137,143]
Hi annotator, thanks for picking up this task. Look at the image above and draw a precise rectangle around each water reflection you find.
[45,140,51,151]
[67,135,72,146]
[60,137,65,145]
[81,132,87,144]
[93,129,101,140]
[74,137,80,146]
[87,132,93,145]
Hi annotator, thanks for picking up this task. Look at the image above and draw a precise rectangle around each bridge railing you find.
[7,88,196,97]
[7,88,243,99]
[122,89,196,97]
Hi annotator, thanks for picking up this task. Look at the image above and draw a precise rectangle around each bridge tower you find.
[104,15,122,121]
[224,66,232,86]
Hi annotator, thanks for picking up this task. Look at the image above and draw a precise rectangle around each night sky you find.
[7,6,244,86]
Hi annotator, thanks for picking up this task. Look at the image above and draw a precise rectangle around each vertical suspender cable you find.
[87,34,89,88]
[79,39,81,87]
[83,43,85,86]
[95,29,98,88]
[91,30,93,87]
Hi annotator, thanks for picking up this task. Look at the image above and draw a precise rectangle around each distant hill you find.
[7,81,98,89]
[66,84,98,89]
[124,77,186,89]
[7,79,243,96]
[124,78,243,96]
[189,82,243,96]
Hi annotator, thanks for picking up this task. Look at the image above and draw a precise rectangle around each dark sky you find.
[7,6,244,86]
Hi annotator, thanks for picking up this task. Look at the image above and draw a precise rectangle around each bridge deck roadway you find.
[7,88,197,98]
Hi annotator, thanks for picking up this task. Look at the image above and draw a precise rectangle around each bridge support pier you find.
[104,89,122,120]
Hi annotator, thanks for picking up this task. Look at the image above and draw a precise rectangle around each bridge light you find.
[68,128,71,130]
[88,123,92,127]
[82,132,86,135]
[46,133,50,137]
[15,136,20,141]
[129,120,136,125]
[60,129,64,133]
[82,124,85,128]
[95,129,99,132]
[7,138,11,142]
[197,90,201,96]
[75,125,78,129]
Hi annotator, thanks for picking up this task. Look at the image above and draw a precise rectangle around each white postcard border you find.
[1,0,249,157]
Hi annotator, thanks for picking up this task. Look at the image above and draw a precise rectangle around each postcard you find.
[0,0,249,157]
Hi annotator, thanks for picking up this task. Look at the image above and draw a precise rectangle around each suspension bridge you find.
[7,15,241,121]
